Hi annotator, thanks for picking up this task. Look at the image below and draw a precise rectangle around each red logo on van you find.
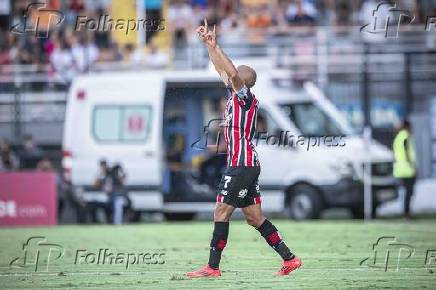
[128,115,143,133]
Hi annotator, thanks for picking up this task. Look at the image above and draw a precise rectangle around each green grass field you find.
[1,219,436,289]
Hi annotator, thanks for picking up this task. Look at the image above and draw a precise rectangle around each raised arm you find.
[197,20,245,92]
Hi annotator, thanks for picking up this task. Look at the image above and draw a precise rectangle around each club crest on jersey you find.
[238,189,248,198]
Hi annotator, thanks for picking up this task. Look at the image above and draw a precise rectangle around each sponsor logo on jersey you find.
[238,189,248,198]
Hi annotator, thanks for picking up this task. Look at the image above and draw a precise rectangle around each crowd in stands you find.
[0,135,52,171]
[0,0,171,79]
[0,0,433,73]
[0,135,130,224]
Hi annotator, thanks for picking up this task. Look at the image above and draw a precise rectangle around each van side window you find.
[257,108,280,135]
[280,103,343,137]
[93,105,152,142]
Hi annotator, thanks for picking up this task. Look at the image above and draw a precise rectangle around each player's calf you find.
[256,219,302,275]
[208,221,229,269]
[186,221,228,278]
[256,219,294,260]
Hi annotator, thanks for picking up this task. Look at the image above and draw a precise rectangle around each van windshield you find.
[280,102,345,137]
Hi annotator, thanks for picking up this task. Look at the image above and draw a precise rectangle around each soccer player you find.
[186,20,302,278]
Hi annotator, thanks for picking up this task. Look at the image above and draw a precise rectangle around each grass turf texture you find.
[1,220,436,289]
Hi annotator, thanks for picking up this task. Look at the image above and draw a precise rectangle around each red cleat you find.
[275,257,302,276]
[186,265,221,278]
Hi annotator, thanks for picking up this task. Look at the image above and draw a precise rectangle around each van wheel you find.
[164,213,196,221]
[288,184,322,220]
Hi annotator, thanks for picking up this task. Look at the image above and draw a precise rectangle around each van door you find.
[255,106,295,211]
[70,76,163,211]
[91,104,160,185]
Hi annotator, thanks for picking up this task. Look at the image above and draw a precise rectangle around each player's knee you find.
[246,216,265,228]
[246,217,256,227]
[214,204,233,222]
[214,212,231,222]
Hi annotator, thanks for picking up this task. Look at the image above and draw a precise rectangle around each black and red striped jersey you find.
[223,87,260,167]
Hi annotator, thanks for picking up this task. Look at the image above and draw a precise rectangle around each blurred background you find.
[0,0,436,225]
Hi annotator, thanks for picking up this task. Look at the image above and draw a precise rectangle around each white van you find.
[63,67,398,220]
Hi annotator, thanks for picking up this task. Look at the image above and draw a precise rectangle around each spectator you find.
[124,43,145,64]
[44,33,56,59]
[0,31,11,65]
[244,3,273,43]
[145,43,169,69]
[285,0,317,25]
[335,1,353,26]
[393,120,417,219]
[220,13,246,43]
[69,0,85,12]
[145,0,163,43]
[92,159,112,223]
[0,139,19,171]
[94,160,128,224]
[72,32,99,73]
[245,4,273,29]
[163,133,194,198]
[204,6,220,28]
[94,7,111,49]
[108,164,127,225]
[94,159,110,189]
[18,35,41,64]
[36,157,68,221]
[19,134,43,170]
[168,0,194,48]
[36,157,54,172]
[199,97,227,187]
[0,0,10,32]
[192,1,208,29]
[50,34,76,83]
[66,0,86,25]
[192,0,208,9]
[110,42,124,62]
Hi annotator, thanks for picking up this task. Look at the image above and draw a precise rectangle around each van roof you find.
[73,70,312,103]
[74,70,220,83]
